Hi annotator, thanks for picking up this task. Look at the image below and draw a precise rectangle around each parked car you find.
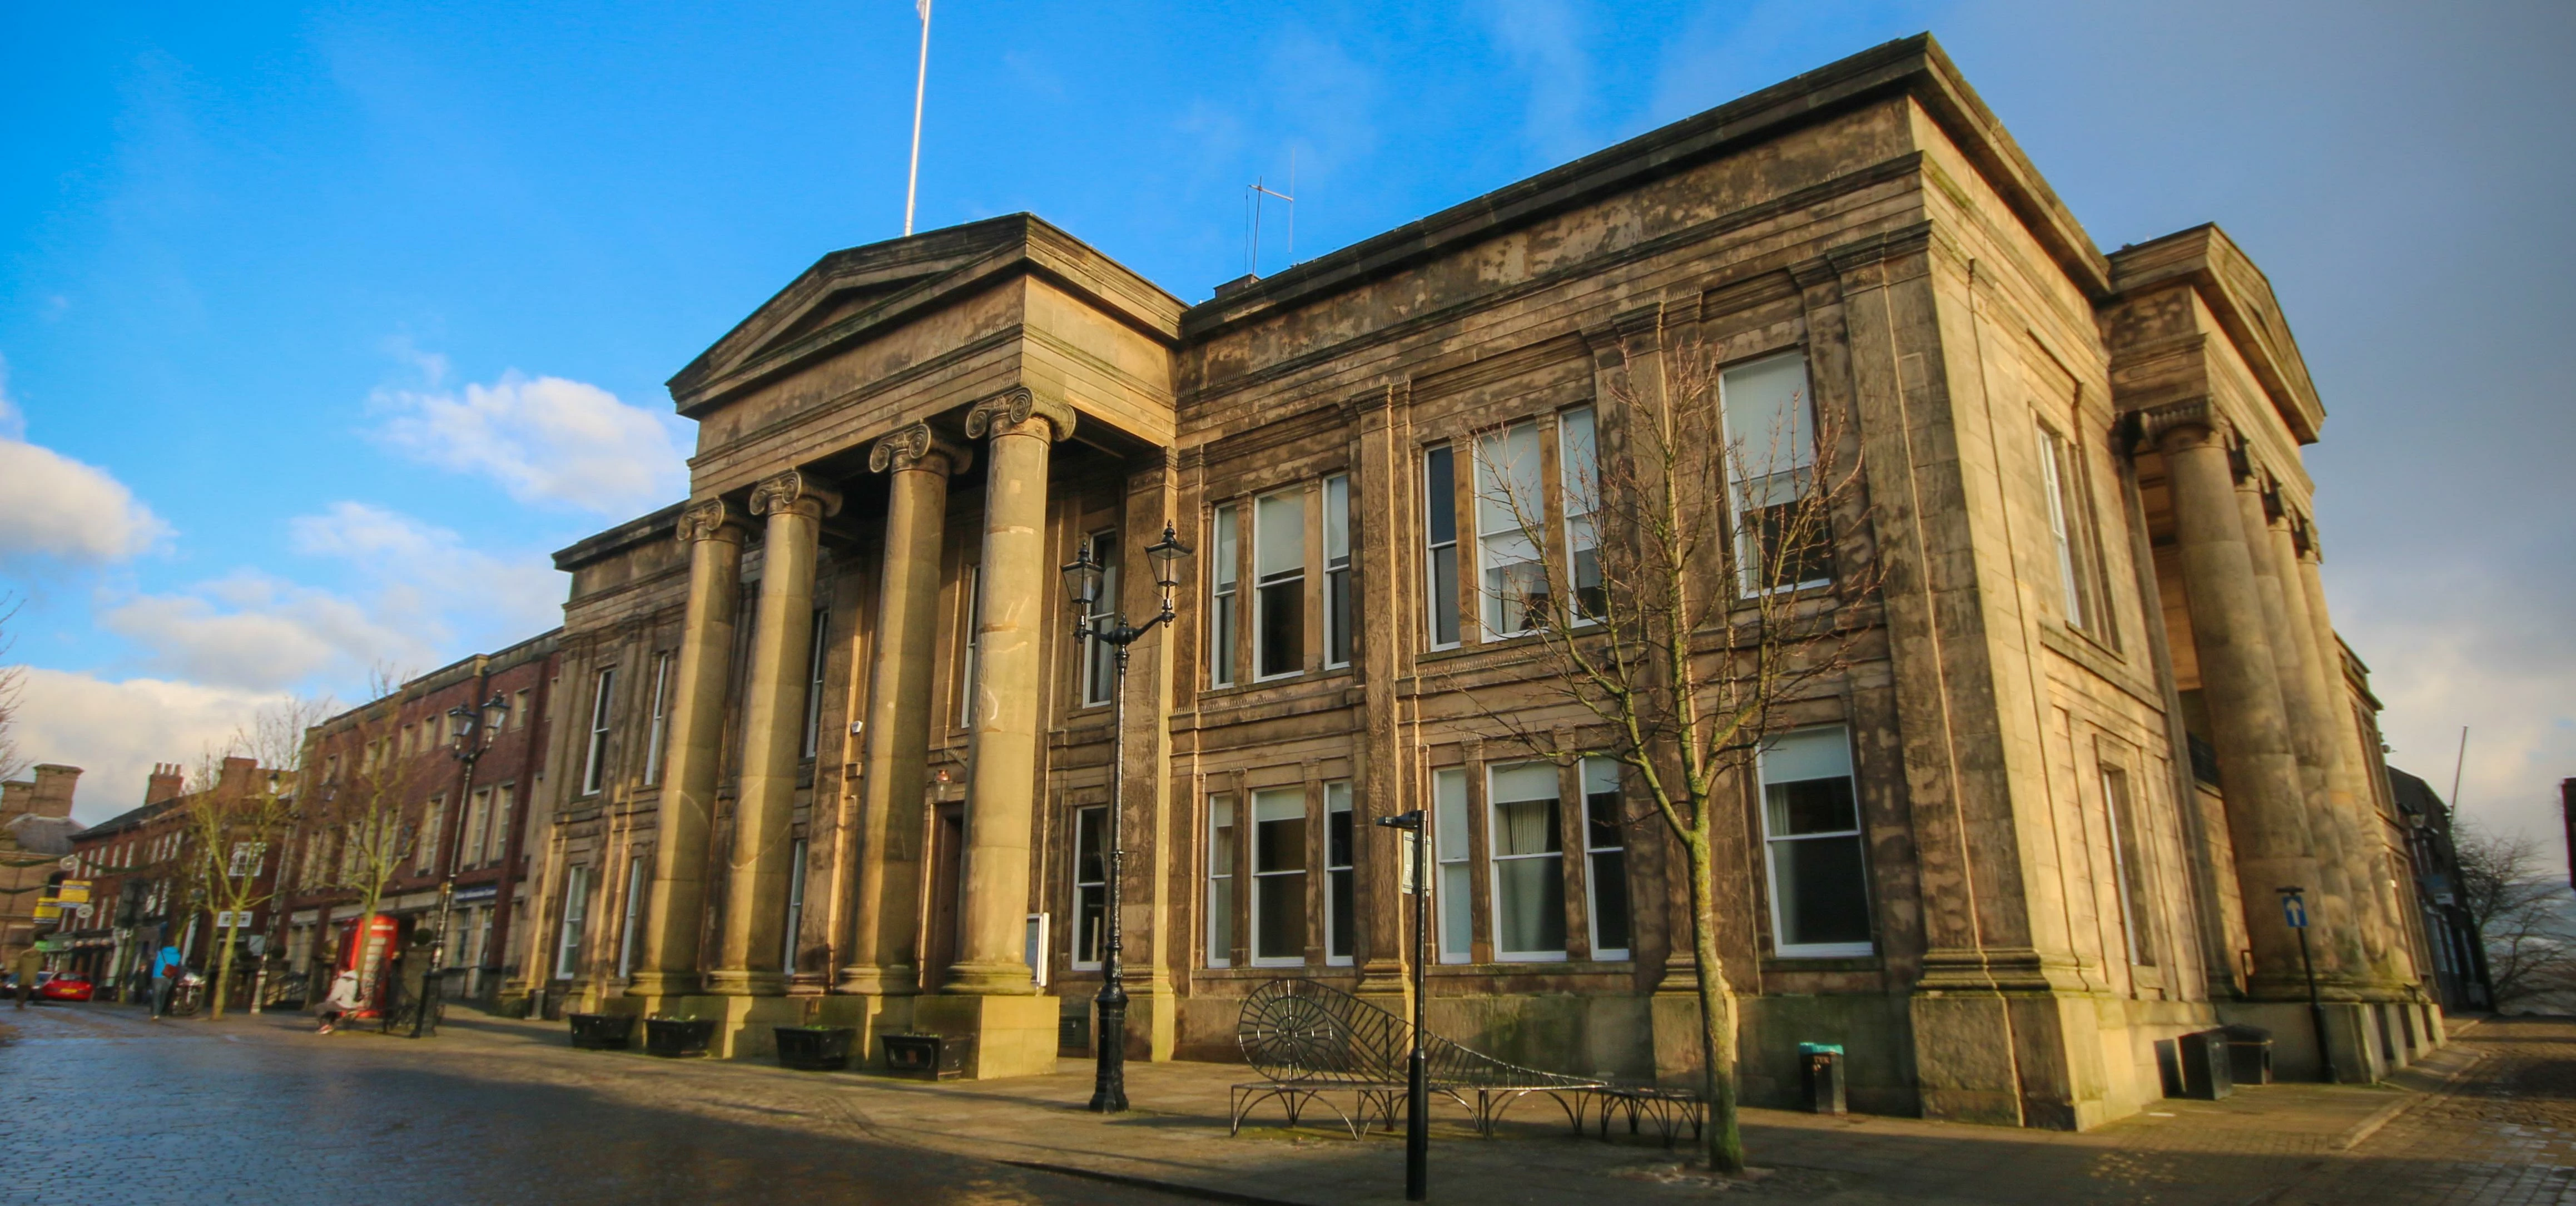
[38,972,95,1002]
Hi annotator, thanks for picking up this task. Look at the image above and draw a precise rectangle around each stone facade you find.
[1,765,83,964]
[508,34,2439,1128]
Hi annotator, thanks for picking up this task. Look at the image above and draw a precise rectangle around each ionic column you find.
[2294,527,2414,985]
[2146,404,2321,996]
[631,500,749,1000]
[841,425,968,996]
[947,388,1075,995]
[2234,467,2359,980]
[709,469,842,996]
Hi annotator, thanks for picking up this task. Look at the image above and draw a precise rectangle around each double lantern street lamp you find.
[1059,521,1192,1114]
[411,692,510,1039]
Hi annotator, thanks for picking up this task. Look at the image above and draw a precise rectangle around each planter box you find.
[568,1012,636,1051]
[883,1031,973,1080]
[774,1025,856,1072]
[644,1016,717,1059]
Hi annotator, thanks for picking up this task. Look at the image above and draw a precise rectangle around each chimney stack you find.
[145,763,185,806]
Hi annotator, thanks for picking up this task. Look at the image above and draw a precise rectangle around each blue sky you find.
[4,1,2571,843]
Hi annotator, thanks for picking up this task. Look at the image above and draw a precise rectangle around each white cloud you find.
[369,368,688,516]
[0,355,168,565]
[12,668,289,826]
[99,503,562,693]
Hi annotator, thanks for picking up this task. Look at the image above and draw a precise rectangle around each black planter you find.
[568,1012,636,1051]
[774,1025,856,1072]
[883,1031,973,1080]
[644,1016,717,1058]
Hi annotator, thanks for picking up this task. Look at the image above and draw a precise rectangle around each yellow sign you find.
[54,880,91,905]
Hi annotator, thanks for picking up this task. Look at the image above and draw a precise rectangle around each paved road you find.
[2280,1016,2576,1206]
[0,1002,1141,1205]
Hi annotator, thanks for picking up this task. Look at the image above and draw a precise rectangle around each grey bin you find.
[2175,1029,2235,1100]
[1798,1042,1847,1115]
[2221,1024,2274,1086]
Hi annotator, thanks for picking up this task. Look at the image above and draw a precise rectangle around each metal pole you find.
[1089,629,1131,1113]
[2299,925,2335,1083]
[904,0,932,236]
[1407,809,1430,1202]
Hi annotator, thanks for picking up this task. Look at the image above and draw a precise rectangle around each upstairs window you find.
[1474,422,1546,637]
[579,667,616,796]
[1423,448,1461,649]
[1560,407,1604,621]
[802,609,829,759]
[1323,474,1353,668]
[1082,531,1120,707]
[957,565,984,729]
[1209,507,1240,687]
[2038,423,2113,639]
[642,653,672,785]
[1254,491,1306,679]
[1720,353,1832,595]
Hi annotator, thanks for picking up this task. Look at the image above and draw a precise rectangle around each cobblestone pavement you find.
[1,1002,2563,1205]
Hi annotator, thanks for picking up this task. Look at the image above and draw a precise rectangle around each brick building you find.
[502,35,2441,1130]
[2,764,83,965]
[276,633,559,1006]
[60,757,290,1008]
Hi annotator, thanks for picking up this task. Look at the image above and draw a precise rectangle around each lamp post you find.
[1372,806,1432,1202]
[413,692,510,1039]
[2277,885,2335,1083]
[1060,521,1191,1114]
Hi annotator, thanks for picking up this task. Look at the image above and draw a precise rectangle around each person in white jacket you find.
[316,970,361,1035]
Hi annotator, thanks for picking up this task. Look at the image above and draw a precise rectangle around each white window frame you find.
[1423,447,1461,651]
[553,865,590,980]
[1486,761,1567,963]
[484,785,514,866]
[1322,474,1353,668]
[782,837,808,970]
[1206,795,1236,968]
[1580,757,1631,961]
[1249,787,1308,967]
[1081,530,1119,707]
[1757,725,1873,959]
[1718,351,1830,597]
[1474,421,1546,638]
[579,667,616,796]
[617,853,646,979]
[1324,781,1354,966]
[802,609,829,760]
[1433,768,1472,964]
[1209,506,1239,687]
[642,654,671,783]
[1071,805,1108,971]
[1559,406,1602,625]
[958,565,984,730]
[1252,489,1306,681]
[461,788,492,871]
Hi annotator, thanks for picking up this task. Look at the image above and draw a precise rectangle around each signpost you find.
[2277,886,2336,1083]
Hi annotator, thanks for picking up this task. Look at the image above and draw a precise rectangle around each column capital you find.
[867,422,973,476]
[675,498,750,545]
[749,469,843,520]
[2134,397,2230,453]
[965,386,1076,443]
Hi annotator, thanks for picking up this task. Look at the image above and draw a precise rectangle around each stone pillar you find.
[1116,449,1183,1061]
[914,386,1073,1080]
[836,426,967,1033]
[1350,386,1411,1009]
[2146,404,2322,999]
[629,500,748,1004]
[2294,528,2414,987]
[2232,466,2359,981]
[709,469,841,998]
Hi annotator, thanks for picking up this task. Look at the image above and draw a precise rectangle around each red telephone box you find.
[338,914,398,1019]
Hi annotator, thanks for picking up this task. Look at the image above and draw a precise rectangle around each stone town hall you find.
[494,36,2441,1127]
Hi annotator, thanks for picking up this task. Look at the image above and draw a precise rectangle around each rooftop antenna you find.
[904,0,934,236]
[1245,151,1296,276]
[2450,725,2470,810]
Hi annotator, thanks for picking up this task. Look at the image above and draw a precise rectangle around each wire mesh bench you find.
[1229,978,1609,1139]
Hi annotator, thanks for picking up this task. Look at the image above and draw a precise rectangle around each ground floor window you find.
[1073,806,1108,971]
[1487,762,1566,961]
[1758,726,1872,957]
[1325,782,1353,965]
[1252,787,1307,966]
[1581,757,1631,960]
[553,865,591,980]
[1206,795,1235,967]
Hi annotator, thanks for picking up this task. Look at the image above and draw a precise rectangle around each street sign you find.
[2280,894,2308,930]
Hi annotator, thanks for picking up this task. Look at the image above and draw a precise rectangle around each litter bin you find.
[2221,1024,2273,1086]
[774,1025,856,1071]
[1799,1042,1847,1115]
[2175,1029,2234,1100]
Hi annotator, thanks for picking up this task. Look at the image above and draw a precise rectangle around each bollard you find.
[1799,1043,1847,1115]
[251,968,266,1015]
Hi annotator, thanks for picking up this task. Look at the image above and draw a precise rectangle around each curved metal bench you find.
[1230,977,1607,1139]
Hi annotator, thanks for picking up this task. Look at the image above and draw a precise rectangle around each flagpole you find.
[905,0,933,236]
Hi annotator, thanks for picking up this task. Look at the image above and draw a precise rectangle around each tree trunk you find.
[210,918,238,1020]
[1686,831,1745,1174]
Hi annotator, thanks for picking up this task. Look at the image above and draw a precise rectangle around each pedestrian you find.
[9,945,41,1010]
[148,942,182,1020]
[315,969,360,1035]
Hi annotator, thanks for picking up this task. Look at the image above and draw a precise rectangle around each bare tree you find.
[297,669,429,1001]
[175,697,332,1019]
[1456,326,1875,1174]
[2454,822,2576,1013]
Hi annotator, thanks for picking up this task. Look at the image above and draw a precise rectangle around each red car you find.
[37,972,95,1002]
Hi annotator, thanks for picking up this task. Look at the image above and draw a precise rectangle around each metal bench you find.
[1229,978,1608,1139]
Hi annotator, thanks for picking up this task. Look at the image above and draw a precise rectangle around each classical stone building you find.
[509,34,2441,1128]
[1,764,83,964]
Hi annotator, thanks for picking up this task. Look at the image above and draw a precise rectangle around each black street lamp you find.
[1060,521,1190,1113]
[411,691,509,1039]
[1372,807,1432,1202]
